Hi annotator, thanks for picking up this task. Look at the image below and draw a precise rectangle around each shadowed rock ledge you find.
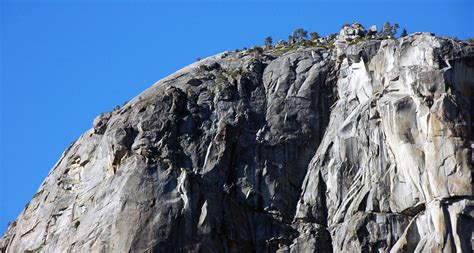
[1,26,473,252]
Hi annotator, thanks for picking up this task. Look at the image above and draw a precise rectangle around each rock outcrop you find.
[1,27,473,252]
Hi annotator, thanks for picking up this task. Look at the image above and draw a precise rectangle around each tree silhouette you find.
[382,22,392,38]
[391,23,400,36]
[401,29,408,37]
[288,35,294,45]
[301,30,308,41]
[265,36,273,47]
[293,28,308,42]
[310,32,320,41]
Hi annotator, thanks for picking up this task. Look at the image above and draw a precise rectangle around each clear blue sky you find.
[1,0,472,234]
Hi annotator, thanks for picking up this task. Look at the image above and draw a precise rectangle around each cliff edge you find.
[2,24,474,252]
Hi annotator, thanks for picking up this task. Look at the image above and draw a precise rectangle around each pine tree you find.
[293,28,308,42]
[382,22,391,38]
[301,30,308,41]
[264,36,273,48]
[288,35,294,45]
[391,23,400,36]
[401,29,408,37]
[310,32,320,41]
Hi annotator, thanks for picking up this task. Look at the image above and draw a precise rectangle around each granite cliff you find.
[2,24,473,252]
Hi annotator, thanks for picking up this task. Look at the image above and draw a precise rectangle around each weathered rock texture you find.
[1,30,473,252]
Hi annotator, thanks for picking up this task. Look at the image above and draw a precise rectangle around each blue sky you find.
[1,0,473,234]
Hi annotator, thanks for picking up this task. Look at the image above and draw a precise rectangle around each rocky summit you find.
[1,24,473,252]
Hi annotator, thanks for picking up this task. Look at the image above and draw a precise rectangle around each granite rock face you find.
[1,30,473,252]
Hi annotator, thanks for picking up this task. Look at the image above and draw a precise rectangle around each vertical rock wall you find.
[1,32,473,252]
[294,34,474,252]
